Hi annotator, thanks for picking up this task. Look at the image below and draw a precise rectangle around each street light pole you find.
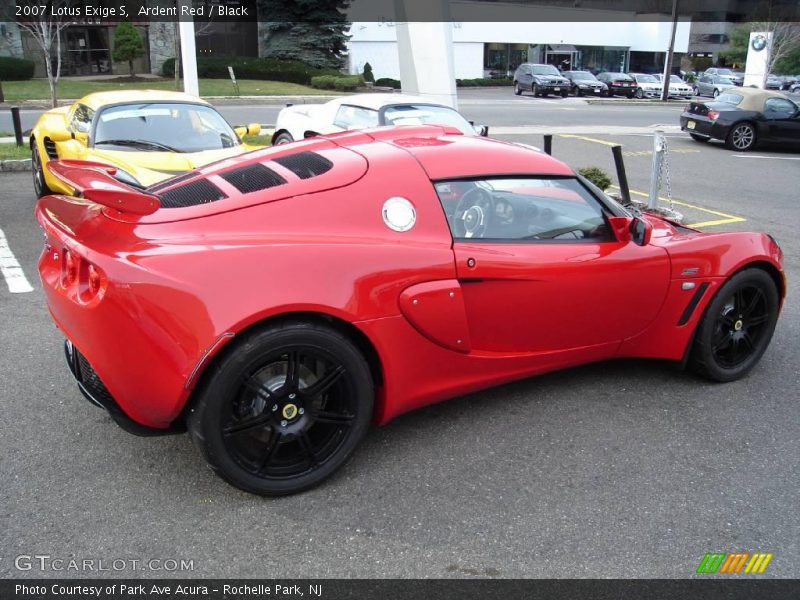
[661,0,679,101]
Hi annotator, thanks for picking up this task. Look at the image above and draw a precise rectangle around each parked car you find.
[704,68,744,86]
[777,75,797,90]
[513,63,571,97]
[562,70,608,96]
[765,74,783,90]
[629,73,663,99]
[36,125,785,495]
[596,72,637,97]
[680,87,800,151]
[693,74,737,98]
[272,93,487,144]
[654,74,694,99]
[29,90,262,198]
[790,80,800,93]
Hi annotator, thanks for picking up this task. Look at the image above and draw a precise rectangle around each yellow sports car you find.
[30,90,262,197]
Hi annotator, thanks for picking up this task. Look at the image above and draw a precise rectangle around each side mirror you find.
[630,216,653,246]
[48,130,72,142]
[475,125,489,137]
[73,131,88,145]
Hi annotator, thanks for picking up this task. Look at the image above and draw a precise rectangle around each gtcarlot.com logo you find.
[696,552,773,574]
[13,555,195,572]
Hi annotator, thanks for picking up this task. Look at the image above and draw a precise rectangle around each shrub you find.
[0,56,35,81]
[310,74,363,91]
[160,56,340,85]
[456,77,514,87]
[578,167,612,191]
[112,21,145,76]
[362,62,375,83]
[375,77,401,89]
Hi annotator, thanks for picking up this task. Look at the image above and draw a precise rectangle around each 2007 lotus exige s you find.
[36,125,785,495]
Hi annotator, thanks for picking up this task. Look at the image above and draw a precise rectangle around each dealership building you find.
[345,19,691,80]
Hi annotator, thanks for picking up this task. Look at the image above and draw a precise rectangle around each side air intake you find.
[158,179,227,209]
[219,163,287,194]
[273,151,333,179]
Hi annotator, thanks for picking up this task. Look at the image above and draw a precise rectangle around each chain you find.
[660,134,674,212]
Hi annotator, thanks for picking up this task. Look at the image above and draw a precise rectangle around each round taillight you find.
[88,264,101,295]
[64,249,77,285]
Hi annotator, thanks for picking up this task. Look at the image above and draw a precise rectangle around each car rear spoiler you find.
[46,160,161,216]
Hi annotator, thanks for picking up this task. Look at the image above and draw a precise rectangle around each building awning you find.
[547,44,577,53]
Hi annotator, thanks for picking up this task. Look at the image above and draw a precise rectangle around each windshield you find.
[532,65,560,75]
[716,69,735,76]
[94,103,239,152]
[669,75,684,83]
[384,104,476,135]
[636,74,658,83]
[571,72,597,81]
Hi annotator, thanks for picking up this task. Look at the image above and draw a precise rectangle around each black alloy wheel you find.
[690,269,779,382]
[188,322,373,495]
[726,122,756,151]
[31,141,52,198]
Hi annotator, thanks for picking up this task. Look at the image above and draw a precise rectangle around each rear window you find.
[717,93,743,106]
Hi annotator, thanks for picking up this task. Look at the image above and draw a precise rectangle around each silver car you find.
[694,74,736,98]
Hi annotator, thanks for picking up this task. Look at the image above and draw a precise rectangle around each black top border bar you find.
[9,0,800,24]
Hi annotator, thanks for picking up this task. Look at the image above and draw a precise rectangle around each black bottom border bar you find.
[3,579,800,600]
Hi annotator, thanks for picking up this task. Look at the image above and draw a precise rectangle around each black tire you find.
[273,131,294,145]
[573,86,582,97]
[627,92,635,99]
[689,133,710,142]
[635,87,644,99]
[513,81,522,96]
[188,321,374,495]
[31,140,52,198]
[693,86,700,97]
[689,268,779,382]
[561,89,569,98]
[713,88,720,98]
[532,83,540,97]
[726,121,757,151]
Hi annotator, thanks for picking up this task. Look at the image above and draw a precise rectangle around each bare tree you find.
[15,1,75,107]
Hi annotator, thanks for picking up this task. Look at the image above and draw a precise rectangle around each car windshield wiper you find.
[95,139,185,153]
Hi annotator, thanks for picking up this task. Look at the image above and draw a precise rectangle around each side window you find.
[69,104,94,133]
[434,177,613,242]
[764,98,797,118]
[333,105,379,129]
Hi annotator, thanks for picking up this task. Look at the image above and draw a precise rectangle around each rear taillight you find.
[707,110,720,120]
[60,247,106,303]
[63,248,78,286]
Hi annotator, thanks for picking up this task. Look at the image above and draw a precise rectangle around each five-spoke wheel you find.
[188,322,373,495]
[690,269,779,382]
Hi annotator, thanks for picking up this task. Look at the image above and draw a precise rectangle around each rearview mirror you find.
[474,125,489,137]
[48,130,73,142]
[630,217,653,246]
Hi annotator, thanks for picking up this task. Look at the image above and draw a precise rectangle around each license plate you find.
[593,89,601,93]
[553,87,560,92]
[687,120,696,130]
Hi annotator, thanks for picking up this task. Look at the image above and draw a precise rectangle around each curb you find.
[0,158,32,172]
[585,99,691,105]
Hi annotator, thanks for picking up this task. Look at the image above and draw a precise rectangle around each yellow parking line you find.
[558,134,618,147]
[609,185,746,229]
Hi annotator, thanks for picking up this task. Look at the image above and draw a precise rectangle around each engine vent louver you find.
[158,179,227,209]
[273,151,333,179]
[219,163,287,194]
[43,137,58,160]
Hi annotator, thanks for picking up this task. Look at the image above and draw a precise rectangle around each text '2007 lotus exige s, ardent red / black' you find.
[35,126,785,495]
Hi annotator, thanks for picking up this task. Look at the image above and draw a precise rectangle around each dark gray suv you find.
[514,63,571,98]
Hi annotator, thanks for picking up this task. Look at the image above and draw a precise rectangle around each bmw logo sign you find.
[751,34,767,52]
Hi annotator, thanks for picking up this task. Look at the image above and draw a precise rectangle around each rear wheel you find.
[31,141,52,199]
[188,322,374,495]
[273,132,294,145]
[726,122,756,151]
[689,269,779,382]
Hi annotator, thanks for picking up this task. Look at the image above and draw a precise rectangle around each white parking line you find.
[731,155,800,161]
[0,227,34,293]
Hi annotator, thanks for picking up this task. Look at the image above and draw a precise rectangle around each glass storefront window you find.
[484,43,528,76]
[575,46,629,75]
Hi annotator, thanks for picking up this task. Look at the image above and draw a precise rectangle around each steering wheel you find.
[453,187,495,238]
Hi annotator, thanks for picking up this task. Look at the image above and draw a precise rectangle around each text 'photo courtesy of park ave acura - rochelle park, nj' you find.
[1,1,799,599]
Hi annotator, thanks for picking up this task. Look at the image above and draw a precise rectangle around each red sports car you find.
[36,126,785,495]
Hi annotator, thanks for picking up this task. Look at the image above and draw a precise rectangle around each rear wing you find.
[46,160,161,216]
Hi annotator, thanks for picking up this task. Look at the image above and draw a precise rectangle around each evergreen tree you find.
[112,21,145,77]
[258,0,351,70]
[363,62,374,82]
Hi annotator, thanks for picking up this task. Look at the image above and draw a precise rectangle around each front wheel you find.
[635,87,644,99]
[31,141,53,199]
[689,269,779,382]
[561,89,569,98]
[693,86,700,96]
[713,88,720,98]
[532,83,540,97]
[726,122,756,151]
[513,82,522,96]
[273,132,294,145]
[188,322,374,495]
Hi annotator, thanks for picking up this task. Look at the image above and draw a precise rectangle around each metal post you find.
[543,134,552,155]
[11,107,23,146]
[648,130,665,209]
[611,145,630,204]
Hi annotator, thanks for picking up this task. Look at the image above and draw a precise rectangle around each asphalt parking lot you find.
[1,91,798,579]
